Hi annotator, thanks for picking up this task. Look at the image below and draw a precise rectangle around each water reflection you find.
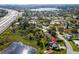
[1,42,37,54]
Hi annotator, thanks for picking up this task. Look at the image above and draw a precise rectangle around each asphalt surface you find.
[0,8,18,34]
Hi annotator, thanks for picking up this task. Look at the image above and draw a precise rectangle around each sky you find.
[0,0,79,4]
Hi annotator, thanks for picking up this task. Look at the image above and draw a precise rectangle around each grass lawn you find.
[0,27,67,54]
[0,42,11,51]
[69,41,79,51]
[72,36,78,40]
[53,49,66,54]
[59,43,65,46]
[56,41,66,54]
[0,28,47,54]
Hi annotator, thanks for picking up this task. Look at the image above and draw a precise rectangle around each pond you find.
[1,42,37,54]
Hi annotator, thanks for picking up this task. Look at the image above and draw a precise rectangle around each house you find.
[76,18,79,25]
[51,36,59,49]
[73,40,79,48]
[15,22,20,25]
[52,43,58,48]
[15,22,20,28]
[51,36,56,43]
[29,20,37,24]
[31,16,38,20]
[50,21,60,25]
[64,34,73,40]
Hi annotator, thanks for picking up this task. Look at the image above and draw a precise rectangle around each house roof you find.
[73,40,79,45]
[52,36,56,43]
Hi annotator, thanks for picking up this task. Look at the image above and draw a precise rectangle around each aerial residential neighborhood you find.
[0,4,79,54]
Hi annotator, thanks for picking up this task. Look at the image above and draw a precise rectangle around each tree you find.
[58,26,64,32]
[11,23,16,33]
[71,29,78,34]
[41,39,45,49]
[18,17,22,22]
[27,33,35,40]
[48,26,56,35]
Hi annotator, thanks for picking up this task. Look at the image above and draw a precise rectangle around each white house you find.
[64,34,72,39]
[73,40,79,48]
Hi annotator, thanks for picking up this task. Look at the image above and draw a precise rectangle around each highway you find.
[0,8,19,34]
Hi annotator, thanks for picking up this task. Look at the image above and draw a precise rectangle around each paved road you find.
[0,8,18,34]
[56,29,79,54]
[56,30,73,54]
[36,19,79,54]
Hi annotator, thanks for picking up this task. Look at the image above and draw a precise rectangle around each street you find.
[56,28,79,54]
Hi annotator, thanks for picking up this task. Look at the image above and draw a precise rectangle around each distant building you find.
[76,19,79,25]
[64,34,73,40]
[64,22,69,29]
[31,16,38,20]
[50,21,60,25]
[73,40,79,48]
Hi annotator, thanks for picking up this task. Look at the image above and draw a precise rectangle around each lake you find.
[1,42,37,54]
